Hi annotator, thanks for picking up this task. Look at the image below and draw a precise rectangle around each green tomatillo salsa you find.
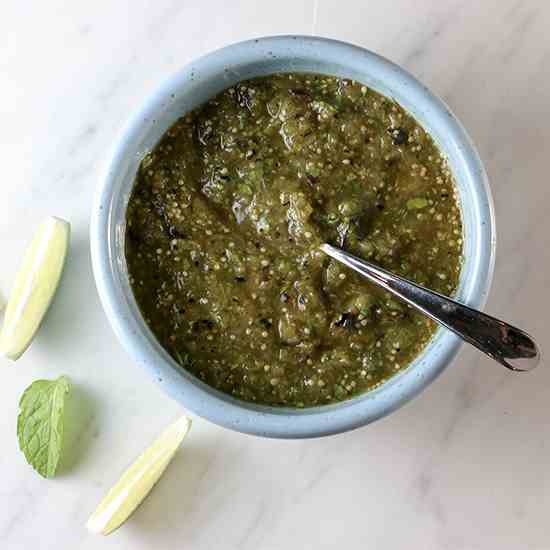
[125,73,463,407]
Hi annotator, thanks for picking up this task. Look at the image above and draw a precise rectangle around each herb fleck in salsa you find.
[125,74,463,407]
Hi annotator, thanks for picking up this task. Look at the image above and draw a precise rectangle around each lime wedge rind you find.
[86,416,192,535]
[0,216,70,360]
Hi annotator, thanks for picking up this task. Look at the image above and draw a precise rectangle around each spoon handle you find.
[321,244,540,372]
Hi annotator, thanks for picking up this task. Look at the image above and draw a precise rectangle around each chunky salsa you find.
[125,73,463,407]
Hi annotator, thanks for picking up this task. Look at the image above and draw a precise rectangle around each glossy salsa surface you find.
[125,73,463,407]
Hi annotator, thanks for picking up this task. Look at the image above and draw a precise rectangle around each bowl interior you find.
[91,36,495,438]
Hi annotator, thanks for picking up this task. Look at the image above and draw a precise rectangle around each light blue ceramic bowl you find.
[90,36,496,438]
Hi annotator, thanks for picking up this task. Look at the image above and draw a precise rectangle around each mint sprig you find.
[17,376,70,478]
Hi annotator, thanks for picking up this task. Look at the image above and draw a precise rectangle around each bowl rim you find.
[90,35,496,438]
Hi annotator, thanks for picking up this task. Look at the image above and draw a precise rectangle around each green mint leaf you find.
[17,376,70,478]
[407,197,429,210]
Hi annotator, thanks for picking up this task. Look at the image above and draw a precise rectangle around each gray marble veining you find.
[0,1,548,549]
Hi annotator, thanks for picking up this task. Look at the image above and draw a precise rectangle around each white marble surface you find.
[1,1,549,548]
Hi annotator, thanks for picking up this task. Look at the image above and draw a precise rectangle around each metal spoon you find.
[320,243,540,372]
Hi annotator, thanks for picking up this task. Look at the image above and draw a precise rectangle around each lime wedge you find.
[86,416,192,535]
[0,217,70,360]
